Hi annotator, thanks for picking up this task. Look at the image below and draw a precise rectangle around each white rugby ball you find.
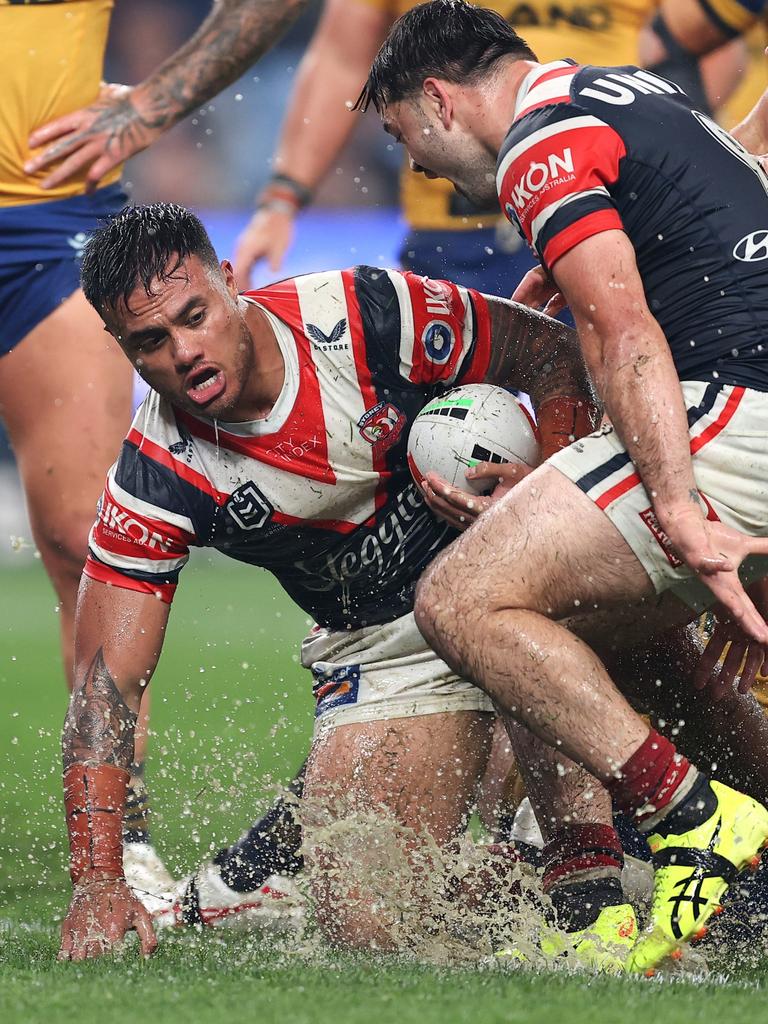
[407,384,540,495]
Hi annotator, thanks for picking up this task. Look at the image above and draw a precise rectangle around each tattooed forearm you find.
[132,0,312,129]
[484,296,598,412]
[62,649,137,772]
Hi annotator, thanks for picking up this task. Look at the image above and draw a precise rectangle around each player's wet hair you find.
[355,0,536,113]
[81,202,221,315]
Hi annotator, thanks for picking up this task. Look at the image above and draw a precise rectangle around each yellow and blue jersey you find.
[698,0,766,37]
[0,0,119,206]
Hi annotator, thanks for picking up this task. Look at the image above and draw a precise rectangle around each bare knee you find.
[33,509,91,600]
[414,551,482,667]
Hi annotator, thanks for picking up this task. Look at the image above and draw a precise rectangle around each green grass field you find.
[3,558,768,1023]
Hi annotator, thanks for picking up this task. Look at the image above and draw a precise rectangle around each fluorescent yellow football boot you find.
[628,781,768,975]
[497,903,637,973]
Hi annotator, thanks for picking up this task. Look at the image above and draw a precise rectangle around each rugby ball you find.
[407,384,540,495]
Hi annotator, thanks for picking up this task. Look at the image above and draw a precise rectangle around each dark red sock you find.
[542,823,624,894]
[607,728,694,825]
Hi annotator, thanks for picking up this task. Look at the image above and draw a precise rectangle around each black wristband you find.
[268,173,313,209]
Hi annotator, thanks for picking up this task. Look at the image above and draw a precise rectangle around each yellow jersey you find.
[362,0,657,230]
[701,0,766,36]
[0,0,118,206]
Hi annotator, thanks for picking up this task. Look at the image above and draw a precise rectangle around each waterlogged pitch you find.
[3,558,768,1023]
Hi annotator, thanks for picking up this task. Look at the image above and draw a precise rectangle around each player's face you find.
[382,95,498,207]
[108,255,255,418]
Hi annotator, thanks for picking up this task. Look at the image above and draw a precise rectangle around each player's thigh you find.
[0,289,132,553]
[419,463,656,630]
[304,710,494,843]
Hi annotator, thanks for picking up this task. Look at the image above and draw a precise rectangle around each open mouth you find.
[185,367,226,406]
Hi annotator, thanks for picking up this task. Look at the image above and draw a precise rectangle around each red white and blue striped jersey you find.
[85,266,491,630]
[497,61,768,391]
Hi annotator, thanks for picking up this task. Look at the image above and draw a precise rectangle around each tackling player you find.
[233,0,748,292]
[361,0,768,972]
[58,202,613,960]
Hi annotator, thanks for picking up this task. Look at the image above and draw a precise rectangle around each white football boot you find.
[147,860,306,932]
[123,841,176,908]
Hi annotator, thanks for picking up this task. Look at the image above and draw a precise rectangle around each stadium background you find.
[3,3,768,1021]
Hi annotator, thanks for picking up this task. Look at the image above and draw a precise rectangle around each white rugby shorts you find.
[548,381,768,610]
[302,611,494,733]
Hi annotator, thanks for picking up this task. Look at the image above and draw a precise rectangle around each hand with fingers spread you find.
[658,503,768,645]
[693,579,768,700]
[25,83,163,192]
[511,265,567,317]
[59,874,158,961]
[422,461,534,531]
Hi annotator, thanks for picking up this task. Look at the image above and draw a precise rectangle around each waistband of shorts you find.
[0,183,127,264]
[312,690,495,735]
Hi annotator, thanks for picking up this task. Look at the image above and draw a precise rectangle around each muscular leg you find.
[415,465,694,781]
[302,710,494,950]
[0,290,132,684]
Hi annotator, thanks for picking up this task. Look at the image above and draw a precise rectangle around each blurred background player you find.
[3,0,317,901]
[0,0,159,887]
[646,0,768,152]
[232,0,754,297]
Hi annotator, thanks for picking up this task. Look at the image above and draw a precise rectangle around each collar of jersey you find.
[513,59,576,122]
[198,297,300,437]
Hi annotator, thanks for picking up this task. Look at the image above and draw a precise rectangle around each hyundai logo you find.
[733,230,768,262]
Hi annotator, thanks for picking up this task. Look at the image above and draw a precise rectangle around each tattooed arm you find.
[59,578,169,961]
[484,296,595,413]
[26,0,312,191]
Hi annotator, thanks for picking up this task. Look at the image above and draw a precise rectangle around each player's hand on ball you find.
[58,875,158,961]
[26,83,162,192]
[422,462,533,531]
[512,266,566,317]
[233,206,296,286]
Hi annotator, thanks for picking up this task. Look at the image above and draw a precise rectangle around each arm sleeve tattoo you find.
[132,0,312,131]
[483,295,598,412]
[62,649,137,772]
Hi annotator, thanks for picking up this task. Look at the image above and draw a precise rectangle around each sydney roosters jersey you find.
[85,267,491,630]
[497,61,768,391]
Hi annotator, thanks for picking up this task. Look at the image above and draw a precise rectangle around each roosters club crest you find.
[358,402,406,454]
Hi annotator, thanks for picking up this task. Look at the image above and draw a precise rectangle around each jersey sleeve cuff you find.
[457,290,492,384]
[84,555,177,604]
[543,208,625,268]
